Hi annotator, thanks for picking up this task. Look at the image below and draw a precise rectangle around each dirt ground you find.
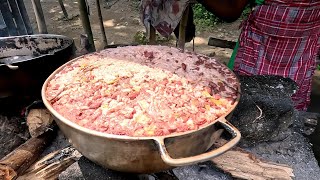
[23,0,240,65]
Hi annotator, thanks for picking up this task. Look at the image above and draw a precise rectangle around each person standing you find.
[199,0,320,111]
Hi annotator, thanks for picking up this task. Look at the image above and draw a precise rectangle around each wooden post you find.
[78,0,96,52]
[16,0,34,35]
[177,5,189,51]
[58,0,69,20]
[31,0,48,34]
[95,0,108,48]
[0,12,9,37]
[0,0,18,36]
[8,0,27,35]
[149,25,156,45]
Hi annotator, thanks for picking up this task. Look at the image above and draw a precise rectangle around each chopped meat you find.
[45,45,238,137]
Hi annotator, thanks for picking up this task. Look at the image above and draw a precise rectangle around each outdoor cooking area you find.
[0,0,320,180]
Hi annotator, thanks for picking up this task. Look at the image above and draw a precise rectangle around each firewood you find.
[208,37,236,49]
[26,109,54,137]
[211,139,294,180]
[0,108,57,180]
[17,147,82,180]
[0,127,57,180]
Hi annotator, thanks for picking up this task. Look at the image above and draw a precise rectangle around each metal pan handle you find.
[154,119,241,167]
[0,64,19,70]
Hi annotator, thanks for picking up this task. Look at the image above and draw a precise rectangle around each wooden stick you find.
[78,0,96,52]
[95,0,108,48]
[17,147,82,180]
[0,126,57,180]
[26,109,54,138]
[211,139,294,180]
[58,0,69,20]
[177,5,190,51]
[31,0,48,34]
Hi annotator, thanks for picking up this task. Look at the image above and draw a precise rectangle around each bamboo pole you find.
[95,0,108,48]
[78,0,96,52]
[31,0,48,34]
[177,5,190,51]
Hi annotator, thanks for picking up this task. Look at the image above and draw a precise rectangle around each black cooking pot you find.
[0,34,75,98]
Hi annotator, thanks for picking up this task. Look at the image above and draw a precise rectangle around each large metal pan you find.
[41,48,241,173]
[0,34,75,98]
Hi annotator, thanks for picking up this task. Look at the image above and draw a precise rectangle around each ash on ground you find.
[0,115,29,159]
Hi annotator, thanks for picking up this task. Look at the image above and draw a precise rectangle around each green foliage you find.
[192,4,222,29]
[241,5,252,19]
[317,64,320,70]
[133,31,174,45]
[131,0,141,11]
[192,3,252,30]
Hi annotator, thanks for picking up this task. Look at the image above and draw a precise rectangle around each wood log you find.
[208,37,237,49]
[26,109,54,137]
[211,139,294,180]
[0,109,57,180]
[31,0,48,34]
[17,147,82,180]
[0,126,57,180]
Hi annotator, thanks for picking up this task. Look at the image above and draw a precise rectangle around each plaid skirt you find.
[234,0,320,111]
